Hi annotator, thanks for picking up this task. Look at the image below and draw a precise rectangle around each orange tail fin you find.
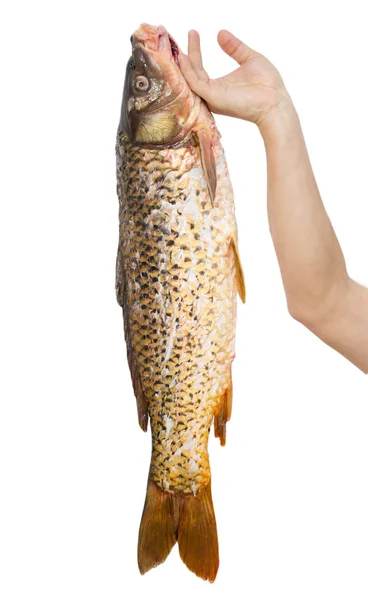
[138,481,219,582]
[138,481,176,575]
[177,482,219,582]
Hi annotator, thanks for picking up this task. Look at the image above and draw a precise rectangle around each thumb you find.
[217,30,255,65]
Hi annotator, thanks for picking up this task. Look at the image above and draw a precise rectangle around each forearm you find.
[259,98,348,319]
[259,98,368,372]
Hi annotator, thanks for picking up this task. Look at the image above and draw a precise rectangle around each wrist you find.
[257,93,300,144]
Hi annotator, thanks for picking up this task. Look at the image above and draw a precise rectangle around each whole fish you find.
[116,23,245,582]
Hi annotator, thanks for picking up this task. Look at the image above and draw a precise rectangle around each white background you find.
[1,0,367,598]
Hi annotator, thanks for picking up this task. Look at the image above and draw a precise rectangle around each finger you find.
[188,30,203,71]
[178,51,203,87]
[217,30,255,65]
[178,51,211,100]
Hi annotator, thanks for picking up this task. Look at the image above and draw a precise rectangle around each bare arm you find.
[179,31,368,373]
[260,103,368,372]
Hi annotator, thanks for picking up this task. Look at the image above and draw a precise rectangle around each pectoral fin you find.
[230,237,246,303]
[194,130,217,206]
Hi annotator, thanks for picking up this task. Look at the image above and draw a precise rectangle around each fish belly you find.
[117,137,237,495]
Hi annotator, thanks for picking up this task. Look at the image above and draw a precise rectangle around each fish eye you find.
[134,75,150,92]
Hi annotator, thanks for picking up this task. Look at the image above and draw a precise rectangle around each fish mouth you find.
[132,23,180,64]
[168,35,179,63]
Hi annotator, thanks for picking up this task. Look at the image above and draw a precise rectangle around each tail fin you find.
[138,481,219,582]
[138,481,176,575]
[177,482,219,582]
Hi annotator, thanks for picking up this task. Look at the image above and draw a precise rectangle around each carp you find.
[116,23,245,582]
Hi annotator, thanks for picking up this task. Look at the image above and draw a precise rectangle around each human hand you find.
[179,30,291,127]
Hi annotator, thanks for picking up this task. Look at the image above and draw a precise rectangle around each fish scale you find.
[116,131,238,495]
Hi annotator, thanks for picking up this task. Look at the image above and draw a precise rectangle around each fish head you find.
[119,23,200,146]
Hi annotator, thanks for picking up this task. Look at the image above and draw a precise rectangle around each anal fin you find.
[230,237,246,303]
[214,376,233,446]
